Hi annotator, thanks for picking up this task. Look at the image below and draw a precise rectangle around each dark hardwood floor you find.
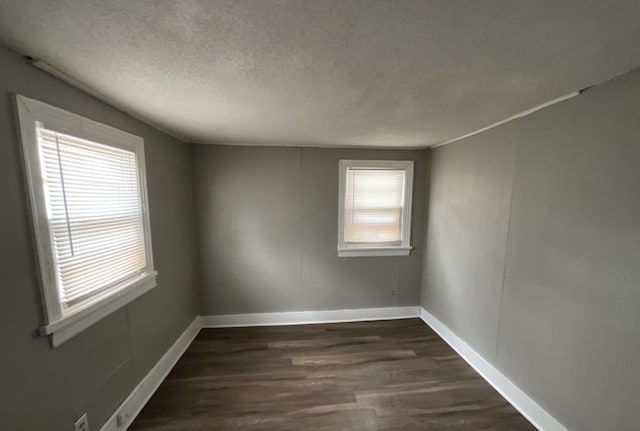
[130,318,535,430]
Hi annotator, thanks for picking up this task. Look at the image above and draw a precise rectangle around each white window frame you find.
[15,95,157,347]
[338,159,414,257]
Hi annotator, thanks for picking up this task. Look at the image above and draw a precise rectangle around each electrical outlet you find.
[74,413,89,431]
[391,289,396,296]
[117,410,131,427]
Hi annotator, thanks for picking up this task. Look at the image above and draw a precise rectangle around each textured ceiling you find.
[1,1,640,147]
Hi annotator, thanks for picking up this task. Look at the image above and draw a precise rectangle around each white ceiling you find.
[1,1,640,148]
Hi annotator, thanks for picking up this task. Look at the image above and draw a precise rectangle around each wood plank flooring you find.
[130,319,534,430]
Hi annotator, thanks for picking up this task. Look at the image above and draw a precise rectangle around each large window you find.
[338,160,414,257]
[16,95,156,346]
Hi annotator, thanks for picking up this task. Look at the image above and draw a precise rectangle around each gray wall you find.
[0,46,200,430]
[193,145,428,314]
[422,67,640,430]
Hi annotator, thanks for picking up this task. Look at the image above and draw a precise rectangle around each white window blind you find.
[338,160,414,257]
[344,168,406,244]
[37,126,147,310]
[17,94,156,346]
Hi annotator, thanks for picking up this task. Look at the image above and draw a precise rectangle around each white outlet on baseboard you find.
[117,410,131,427]
[74,413,89,431]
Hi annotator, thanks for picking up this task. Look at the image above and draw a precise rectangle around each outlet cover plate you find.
[74,413,89,431]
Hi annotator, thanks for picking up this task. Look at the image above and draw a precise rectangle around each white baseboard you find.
[200,306,421,328]
[100,316,202,431]
[419,307,567,431]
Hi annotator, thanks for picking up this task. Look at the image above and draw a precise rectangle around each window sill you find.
[338,246,412,257]
[40,271,157,347]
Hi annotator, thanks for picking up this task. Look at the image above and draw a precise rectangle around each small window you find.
[15,95,156,346]
[338,160,414,257]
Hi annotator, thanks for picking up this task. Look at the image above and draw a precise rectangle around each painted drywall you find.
[421,125,517,361]
[0,46,200,430]
[193,145,428,314]
[422,67,640,430]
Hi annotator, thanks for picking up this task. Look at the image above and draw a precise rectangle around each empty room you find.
[1,1,639,430]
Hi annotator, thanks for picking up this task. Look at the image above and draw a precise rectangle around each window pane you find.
[38,127,147,310]
[344,169,405,244]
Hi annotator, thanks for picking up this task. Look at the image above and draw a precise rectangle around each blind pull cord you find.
[350,171,356,225]
[54,132,75,256]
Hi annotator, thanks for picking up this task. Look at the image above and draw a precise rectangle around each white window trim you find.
[14,94,156,347]
[338,159,414,257]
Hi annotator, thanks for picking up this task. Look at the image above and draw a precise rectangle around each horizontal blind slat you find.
[54,235,144,263]
[63,267,145,306]
[61,255,146,300]
[60,253,145,294]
